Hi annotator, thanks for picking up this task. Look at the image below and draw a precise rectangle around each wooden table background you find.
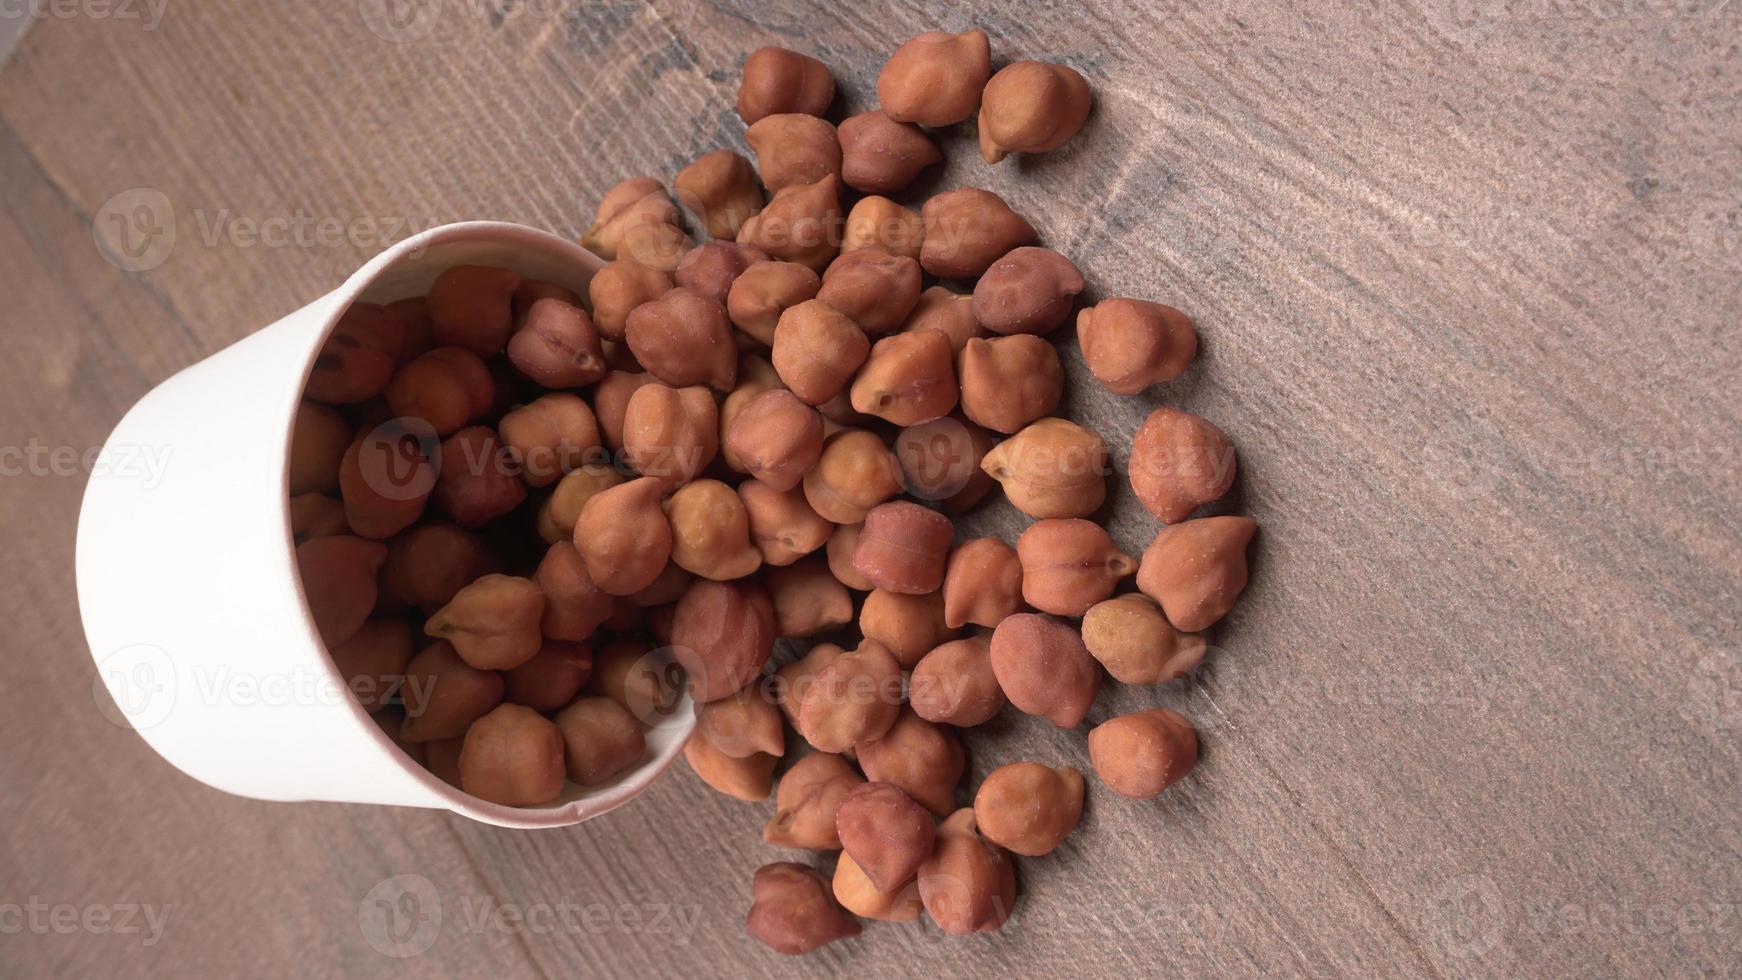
[2,1,1738,977]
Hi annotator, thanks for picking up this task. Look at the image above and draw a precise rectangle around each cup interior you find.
[288,221,695,829]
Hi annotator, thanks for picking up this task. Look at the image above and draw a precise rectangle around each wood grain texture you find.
[1,1,1738,977]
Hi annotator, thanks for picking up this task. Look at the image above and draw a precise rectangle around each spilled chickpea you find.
[290,25,1258,960]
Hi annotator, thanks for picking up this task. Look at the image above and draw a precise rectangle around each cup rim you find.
[280,220,691,829]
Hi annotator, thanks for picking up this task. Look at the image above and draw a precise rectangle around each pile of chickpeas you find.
[289,28,1257,955]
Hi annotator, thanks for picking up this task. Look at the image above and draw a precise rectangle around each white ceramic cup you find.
[75,220,695,829]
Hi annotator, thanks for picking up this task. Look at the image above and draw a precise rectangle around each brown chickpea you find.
[726,261,821,347]
[920,188,1037,279]
[424,573,545,671]
[771,300,870,406]
[941,537,1023,629]
[535,465,625,544]
[718,354,784,472]
[289,400,350,495]
[764,751,863,849]
[674,149,763,239]
[296,535,388,646]
[849,329,956,425]
[307,303,404,404]
[737,46,835,124]
[1081,594,1207,684]
[669,579,776,702]
[573,477,674,596]
[773,642,844,728]
[458,704,567,806]
[498,393,602,489]
[746,862,861,955]
[1077,298,1198,393]
[797,638,903,753]
[381,523,496,612]
[917,809,1017,935]
[338,426,434,540]
[972,247,1084,336]
[739,479,834,567]
[857,708,965,817]
[434,425,526,528]
[585,639,685,724]
[555,696,647,785]
[624,288,737,392]
[974,762,1083,858]
[860,588,953,669]
[724,389,824,492]
[841,196,924,260]
[503,640,592,712]
[621,383,718,489]
[893,416,997,513]
[910,635,1006,727]
[877,29,992,127]
[329,619,413,713]
[836,781,936,892]
[534,540,615,642]
[981,418,1110,519]
[735,173,843,271]
[290,493,348,542]
[903,286,982,353]
[506,297,606,387]
[833,852,923,923]
[817,247,923,336]
[826,523,874,591]
[958,335,1063,434]
[1129,406,1236,523]
[674,240,769,305]
[1016,518,1137,617]
[697,677,785,759]
[588,260,673,342]
[1088,708,1198,799]
[400,641,505,743]
[386,296,434,362]
[988,613,1100,728]
[626,560,693,608]
[512,280,582,323]
[684,730,777,801]
[746,113,843,193]
[765,558,854,637]
[853,501,953,595]
[385,346,494,437]
[837,110,942,194]
[664,479,762,581]
[590,370,654,452]
[423,736,463,787]
[582,177,688,272]
[1136,515,1257,632]
[977,61,1093,164]
[803,429,901,525]
[428,265,522,357]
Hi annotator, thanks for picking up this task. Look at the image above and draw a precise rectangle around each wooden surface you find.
[2,2,1738,977]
